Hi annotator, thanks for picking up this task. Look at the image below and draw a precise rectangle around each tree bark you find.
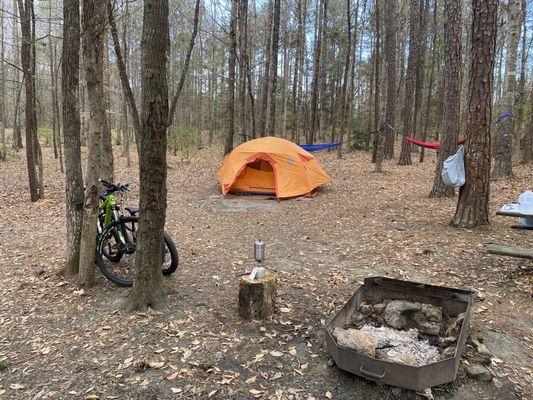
[224,0,237,155]
[18,0,43,201]
[452,0,498,228]
[398,0,419,165]
[168,0,201,124]
[11,0,23,151]
[238,0,249,144]
[492,0,519,179]
[79,0,109,286]
[107,0,141,156]
[126,0,169,310]
[372,0,382,166]
[62,0,84,276]
[429,0,461,198]
[520,87,533,163]
[308,0,325,144]
[382,0,396,160]
[338,0,351,159]
[0,6,5,161]
[266,0,281,136]
[419,0,437,163]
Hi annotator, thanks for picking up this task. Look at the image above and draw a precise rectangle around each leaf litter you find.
[0,146,531,399]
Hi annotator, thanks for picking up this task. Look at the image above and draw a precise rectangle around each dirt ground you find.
[0,145,531,400]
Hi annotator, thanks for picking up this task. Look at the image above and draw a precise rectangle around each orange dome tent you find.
[216,137,331,199]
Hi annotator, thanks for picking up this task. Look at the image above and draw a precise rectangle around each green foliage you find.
[0,360,7,371]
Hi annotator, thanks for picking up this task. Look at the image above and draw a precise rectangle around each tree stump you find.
[238,273,276,320]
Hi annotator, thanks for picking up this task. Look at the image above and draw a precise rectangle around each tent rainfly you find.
[216,137,331,199]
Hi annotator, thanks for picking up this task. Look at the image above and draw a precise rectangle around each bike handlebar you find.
[98,179,130,195]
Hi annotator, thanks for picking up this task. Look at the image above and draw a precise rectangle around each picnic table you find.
[487,206,532,260]
[496,207,533,230]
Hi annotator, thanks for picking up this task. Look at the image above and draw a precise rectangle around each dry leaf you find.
[326,391,333,399]
[171,387,182,394]
[245,375,257,384]
[208,389,218,397]
[166,371,179,380]
[149,361,165,369]
[10,384,24,390]
[270,350,283,357]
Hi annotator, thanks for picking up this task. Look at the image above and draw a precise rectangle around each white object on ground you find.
[360,325,441,367]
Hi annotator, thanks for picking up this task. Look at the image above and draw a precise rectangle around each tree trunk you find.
[267,0,281,136]
[107,0,141,156]
[0,6,5,161]
[420,0,438,163]
[372,0,382,166]
[121,2,131,167]
[452,0,498,228]
[62,0,84,276]
[520,87,533,163]
[492,0,519,179]
[224,0,237,155]
[338,0,351,159]
[238,0,249,144]
[412,0,429,144]
[308,0,324,144]
[126,0,169,310]
[18,0,43,201]
[429,0,461,198]
[398,0,419,165]
[383,0,396,161]
[12,0,23,151]
[49,0,58,161]
[79,0,109,286]
[259,0,273,137]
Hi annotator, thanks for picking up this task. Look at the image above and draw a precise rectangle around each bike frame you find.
[98,194,126,244]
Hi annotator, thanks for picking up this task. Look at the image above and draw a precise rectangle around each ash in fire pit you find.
[332,299,464,367]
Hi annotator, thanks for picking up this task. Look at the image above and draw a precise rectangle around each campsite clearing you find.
[0,147,531,399]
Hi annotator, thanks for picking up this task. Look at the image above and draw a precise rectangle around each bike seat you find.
[125,206,139,215]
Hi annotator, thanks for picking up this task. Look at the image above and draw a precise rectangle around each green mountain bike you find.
[96,179,179,287]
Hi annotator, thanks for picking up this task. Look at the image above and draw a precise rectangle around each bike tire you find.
[162,232,179,275]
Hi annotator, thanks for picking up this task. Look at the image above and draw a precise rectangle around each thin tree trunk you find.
[267,0,281,136]
[225,0,237,154]
[107,0,141,155]
[0,5,5,161]
[338,0,351,160]
[520,87,533,163]
[429,0,461,198]
[259,0,273,137]
[381,0,396,165]
[398,0,419,165]
[49,0,58,161]
[11,0,23,151]
[238,0,248,143]
[62,0,84,276]
[126,0,169,311]
[18,0,42,201]
[412,0,429,143]
[452,0,498,228]
[420,0,437,163]
[308,0,325,144]
[121,0,131,167]
[492,0,519,179]
[79,0,109,287]
[372,0,382,165]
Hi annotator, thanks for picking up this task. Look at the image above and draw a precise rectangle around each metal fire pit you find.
[326,277,475,391]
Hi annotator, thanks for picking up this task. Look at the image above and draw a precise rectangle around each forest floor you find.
[0,144,531,400]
